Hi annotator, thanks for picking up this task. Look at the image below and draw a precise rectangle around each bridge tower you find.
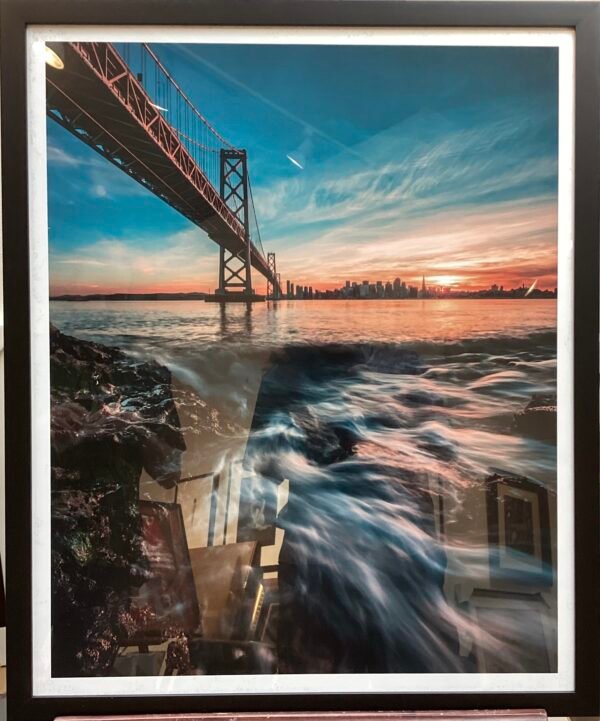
[267,253,280,300]
[218,149,253,297]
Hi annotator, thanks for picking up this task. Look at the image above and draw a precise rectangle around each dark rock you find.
[50,325,186,676]
[513,393,556,442]
[291,409,358,465]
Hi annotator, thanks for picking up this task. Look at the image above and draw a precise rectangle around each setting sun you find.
[428,275,462,287]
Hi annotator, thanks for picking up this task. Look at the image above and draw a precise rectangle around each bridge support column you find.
[217,246,254,297]
[216,149,255,299]
[267,253,280,300]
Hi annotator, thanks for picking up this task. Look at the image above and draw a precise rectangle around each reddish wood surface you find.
[55,709,547,721]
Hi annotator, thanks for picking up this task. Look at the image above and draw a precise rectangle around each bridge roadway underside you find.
[46,44,272,281]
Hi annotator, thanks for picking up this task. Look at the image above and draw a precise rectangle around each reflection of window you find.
[486,473,553,586]
[504,493,535,556]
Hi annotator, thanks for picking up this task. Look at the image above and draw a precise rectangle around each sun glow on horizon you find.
[428,275,462,287]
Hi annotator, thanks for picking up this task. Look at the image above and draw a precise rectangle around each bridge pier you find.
[205,247,265,302]
[267,253,281,300]
[213,246,262,300]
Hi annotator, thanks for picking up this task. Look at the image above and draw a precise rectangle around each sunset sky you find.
[47,43,558,296]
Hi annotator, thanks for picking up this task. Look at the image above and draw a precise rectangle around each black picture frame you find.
[1,1,599,719]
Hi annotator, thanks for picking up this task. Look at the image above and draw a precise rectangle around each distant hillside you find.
[50,292,207,301]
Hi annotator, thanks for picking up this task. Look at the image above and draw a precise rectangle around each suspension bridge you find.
[45,41,284,301]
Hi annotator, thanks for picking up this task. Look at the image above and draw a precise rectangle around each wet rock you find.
[50,325,186,676]
[292,409,358,465]
[513,393,556,442]
[51,324,186,487]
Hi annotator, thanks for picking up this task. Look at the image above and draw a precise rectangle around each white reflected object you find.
[44,45,64,70]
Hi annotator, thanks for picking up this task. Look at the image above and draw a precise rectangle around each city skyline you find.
[297,277,556,300]
[47,43,558,296]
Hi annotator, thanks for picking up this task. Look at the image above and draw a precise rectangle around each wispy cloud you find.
[255,110,556,237]
[57,259,108,267]
[50,228,219,294]
[92,184,109,199]
[47,144,83,167]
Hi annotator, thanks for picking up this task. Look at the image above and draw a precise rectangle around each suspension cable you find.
[142,43,239,151]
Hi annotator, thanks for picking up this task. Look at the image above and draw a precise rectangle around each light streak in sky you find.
[525,279,538,296]
[286,154,304,170]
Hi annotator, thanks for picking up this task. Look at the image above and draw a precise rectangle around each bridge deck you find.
[46,42,273,282]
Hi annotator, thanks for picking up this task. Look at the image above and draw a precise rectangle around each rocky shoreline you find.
[50,324,186,676]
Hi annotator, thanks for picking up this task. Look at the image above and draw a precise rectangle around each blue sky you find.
[47,43,558,294]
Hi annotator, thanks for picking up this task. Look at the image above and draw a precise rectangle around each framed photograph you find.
[485,473,554,587]
[1,1,599,719]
